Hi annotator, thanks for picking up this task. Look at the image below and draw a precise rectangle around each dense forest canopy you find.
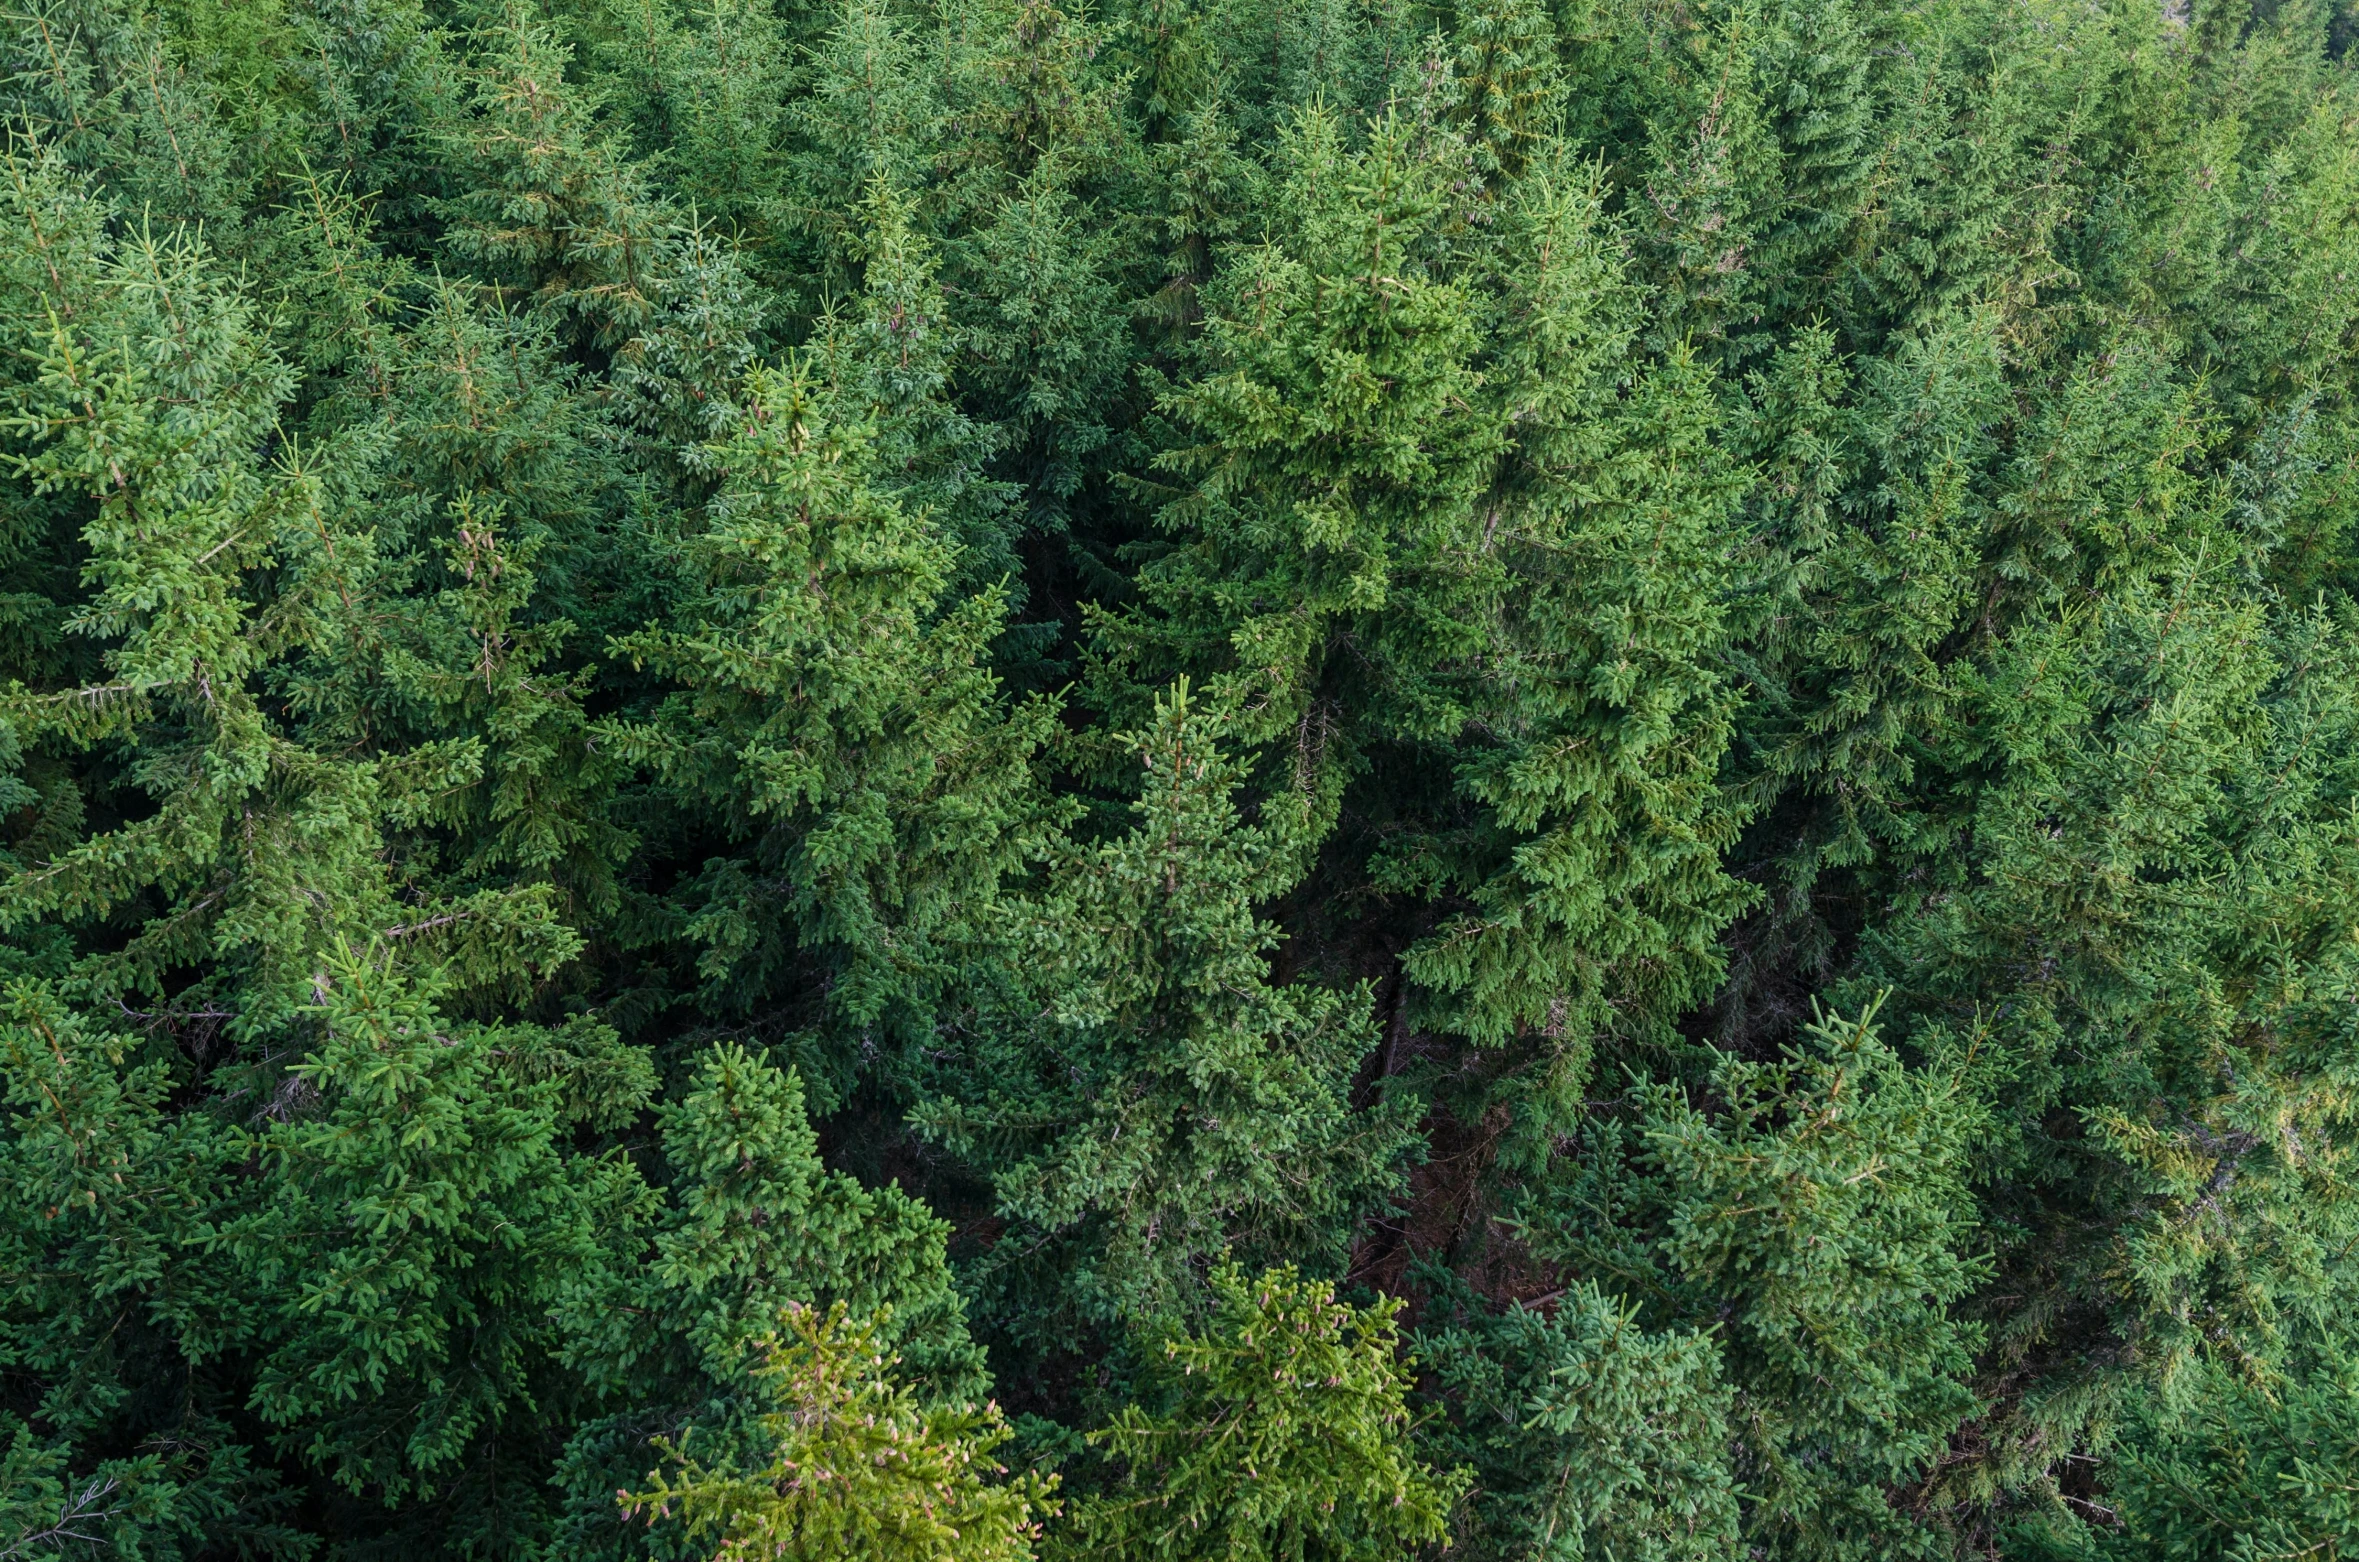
[2,0,2358,1555]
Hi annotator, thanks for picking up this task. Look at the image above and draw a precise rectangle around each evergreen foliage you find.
[1,0,2357,1554]
[916,684,1414,1341]
[1056,1264,1464,1561]
[622,1302,1055,1562]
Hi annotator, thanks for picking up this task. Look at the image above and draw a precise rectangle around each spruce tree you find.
[0,0,2355,1553]
[552,1041,985,1558]
[605,358,1055,1088]
[1418,1273,1740,1561]
[1530,1003,1988,1560]
[917,685,1414,1335]
[620,1304,1055,1562]
[1056,1264,1466,1561]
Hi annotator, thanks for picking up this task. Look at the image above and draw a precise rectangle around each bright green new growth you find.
[624,1303,1056,1562]
[1059,1264,1466,1561]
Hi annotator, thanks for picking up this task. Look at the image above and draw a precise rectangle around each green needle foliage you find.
[916,683,1415,1339]
[1530,1002,1990,1559]
[622,1303,1056,1562]
[1418,1274,1740,1561]
[0,0,2357,1555]
[1057,1264,1466,1561]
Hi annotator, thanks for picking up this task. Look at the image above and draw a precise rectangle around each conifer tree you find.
[2062,1327,2359,1562]
[621,1303,1055,1562]
[568,1041,979,1393]
[441,9,672,345]
[1057,1265,1466,1561]
[1452,0,1562,190]
[808,184,1018,592]
[0,985,298,1559]
[1530,1003,1988,1560]
[917,684,1414,1334]
[0,0,2355,1553]
[1418,1271,1740,1562]
[1105,104,1499,782]
[771,0,942,308]
[552,1042,984,1557]
[1389,160,1751,1085]
[606,360,1055,1089]
[1110,106,1753,1158]
[222,941,643,1523]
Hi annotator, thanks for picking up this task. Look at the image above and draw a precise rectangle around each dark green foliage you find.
[1530,1004,1988,1558]
[1,0,2357,1554]
[2062,1331,2359,1561]
[551,1044,987,1558]
[560,1039,978,1399]
[916,685,1415,1337]
[1420,1275,1740,1561]
[604,357,1054,1073]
